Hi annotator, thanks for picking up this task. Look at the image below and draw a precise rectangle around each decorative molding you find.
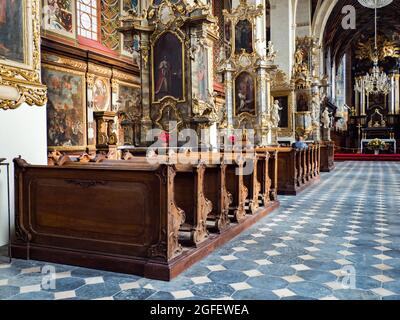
[0,0,47,110]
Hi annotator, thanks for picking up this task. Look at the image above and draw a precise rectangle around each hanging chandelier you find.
[356,0,392,95]
[358,0,393,9]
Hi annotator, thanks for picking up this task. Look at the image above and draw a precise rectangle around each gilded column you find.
[140,33,153,145]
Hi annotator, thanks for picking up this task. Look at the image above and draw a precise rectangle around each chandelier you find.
[358,0,393,9]
[356,0,392,95]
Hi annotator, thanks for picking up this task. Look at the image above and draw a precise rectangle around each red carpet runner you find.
[335,153,400,161]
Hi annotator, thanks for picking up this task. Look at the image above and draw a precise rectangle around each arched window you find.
[77,0,99,41]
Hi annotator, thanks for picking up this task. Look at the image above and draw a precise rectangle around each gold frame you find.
[271,90,295,138]
[42,63,88,151]
[233,71,257,118]
[154,98,184,132]
[223,0,263,59]
[233,18,256,56]
[151,30,186,104]
[0,0,47,110]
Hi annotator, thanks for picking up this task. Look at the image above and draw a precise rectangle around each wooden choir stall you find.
[11,150,280,281]
[268,144,321,196]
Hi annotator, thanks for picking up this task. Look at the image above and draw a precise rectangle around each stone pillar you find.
[224,63,235,130]
[395,74,400,115]
[256,59,271,145]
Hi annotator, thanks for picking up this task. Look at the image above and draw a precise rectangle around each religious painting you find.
[93,77,111,111]
[235,19,253,54]
[152,0,179,5]
[0,0,25,64]
[273,95,289,128]
[368,93,387,111]
[123,0,138,12]
[42,0,76,39]
[192,47,208,101]
[42,65,86,150]
[234,72,256,116]
[118,83,141,119]
[224,21,231,42]
[152,32,184,102]
[0,0,46,110]
[296,91,309,112]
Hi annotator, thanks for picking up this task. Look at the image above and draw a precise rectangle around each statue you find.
[271,100,283,128]
[132,48,141,69]
[321,107,332,129]
[310,95,320,126]
[218,46,226,65]
[266,41,277,62]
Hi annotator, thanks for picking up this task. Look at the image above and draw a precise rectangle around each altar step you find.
[335,153,400,162]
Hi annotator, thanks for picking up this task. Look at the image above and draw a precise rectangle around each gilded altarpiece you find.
[292,36,322,141]
[119,0,220,147]
[0,0,47,110]
[219,0,276,146]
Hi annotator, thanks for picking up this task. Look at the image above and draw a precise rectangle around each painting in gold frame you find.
[272,90,295,137]
[0,0,46,110]
[234,19,253,54]
[42,64,87,151]
[152,31,185,103]
[234,71,256,117]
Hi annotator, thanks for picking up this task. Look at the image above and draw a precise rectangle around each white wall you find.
[270,0,295,77]
[0,103,47,246]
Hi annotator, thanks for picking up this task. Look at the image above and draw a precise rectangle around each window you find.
[77,0,98,41]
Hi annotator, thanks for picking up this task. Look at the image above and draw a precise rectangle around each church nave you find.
[1,161,399,301]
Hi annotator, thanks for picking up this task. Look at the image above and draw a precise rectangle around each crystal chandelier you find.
[356,0,392,95]
[358,0,393,9]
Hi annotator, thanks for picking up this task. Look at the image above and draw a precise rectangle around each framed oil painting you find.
[42,64,87,150]
[0,0,25,64]
[192,46,208,102]
[0,0,46,110]
[273,95,289,128]
[93,77,111,112]
[234,71,256,116]
[272,90,295,137]
[42,0,76,39]
[117,82,141,119]
[235,19,253,54]
[296,91,309,112]
[152,32,185,103]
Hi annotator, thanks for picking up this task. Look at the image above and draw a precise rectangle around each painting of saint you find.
[118,85,141,120]
[123,0,138,12]
[196,47,208,101]
[235,20,253,54]
[153,32,184,102]
[93,78,110,111]
[235,72,255,115]
[0,0,24,63]
[273,96,289,128]
[42,67,86,148]
[297,92,309,112]
[42,0,75,38]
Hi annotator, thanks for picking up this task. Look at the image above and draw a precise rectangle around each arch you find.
[311,0,339,45]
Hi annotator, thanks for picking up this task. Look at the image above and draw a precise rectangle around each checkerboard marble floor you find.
[1,161,400,300]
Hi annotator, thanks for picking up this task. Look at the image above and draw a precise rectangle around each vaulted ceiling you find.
[323,0,400,66]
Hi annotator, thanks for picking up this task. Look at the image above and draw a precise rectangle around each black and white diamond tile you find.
[1,161,400,300]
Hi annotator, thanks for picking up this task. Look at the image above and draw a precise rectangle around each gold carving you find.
[0,0,46,110]
[356,36,400,61]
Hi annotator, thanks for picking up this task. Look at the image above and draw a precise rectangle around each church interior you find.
[0,0,399,302]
